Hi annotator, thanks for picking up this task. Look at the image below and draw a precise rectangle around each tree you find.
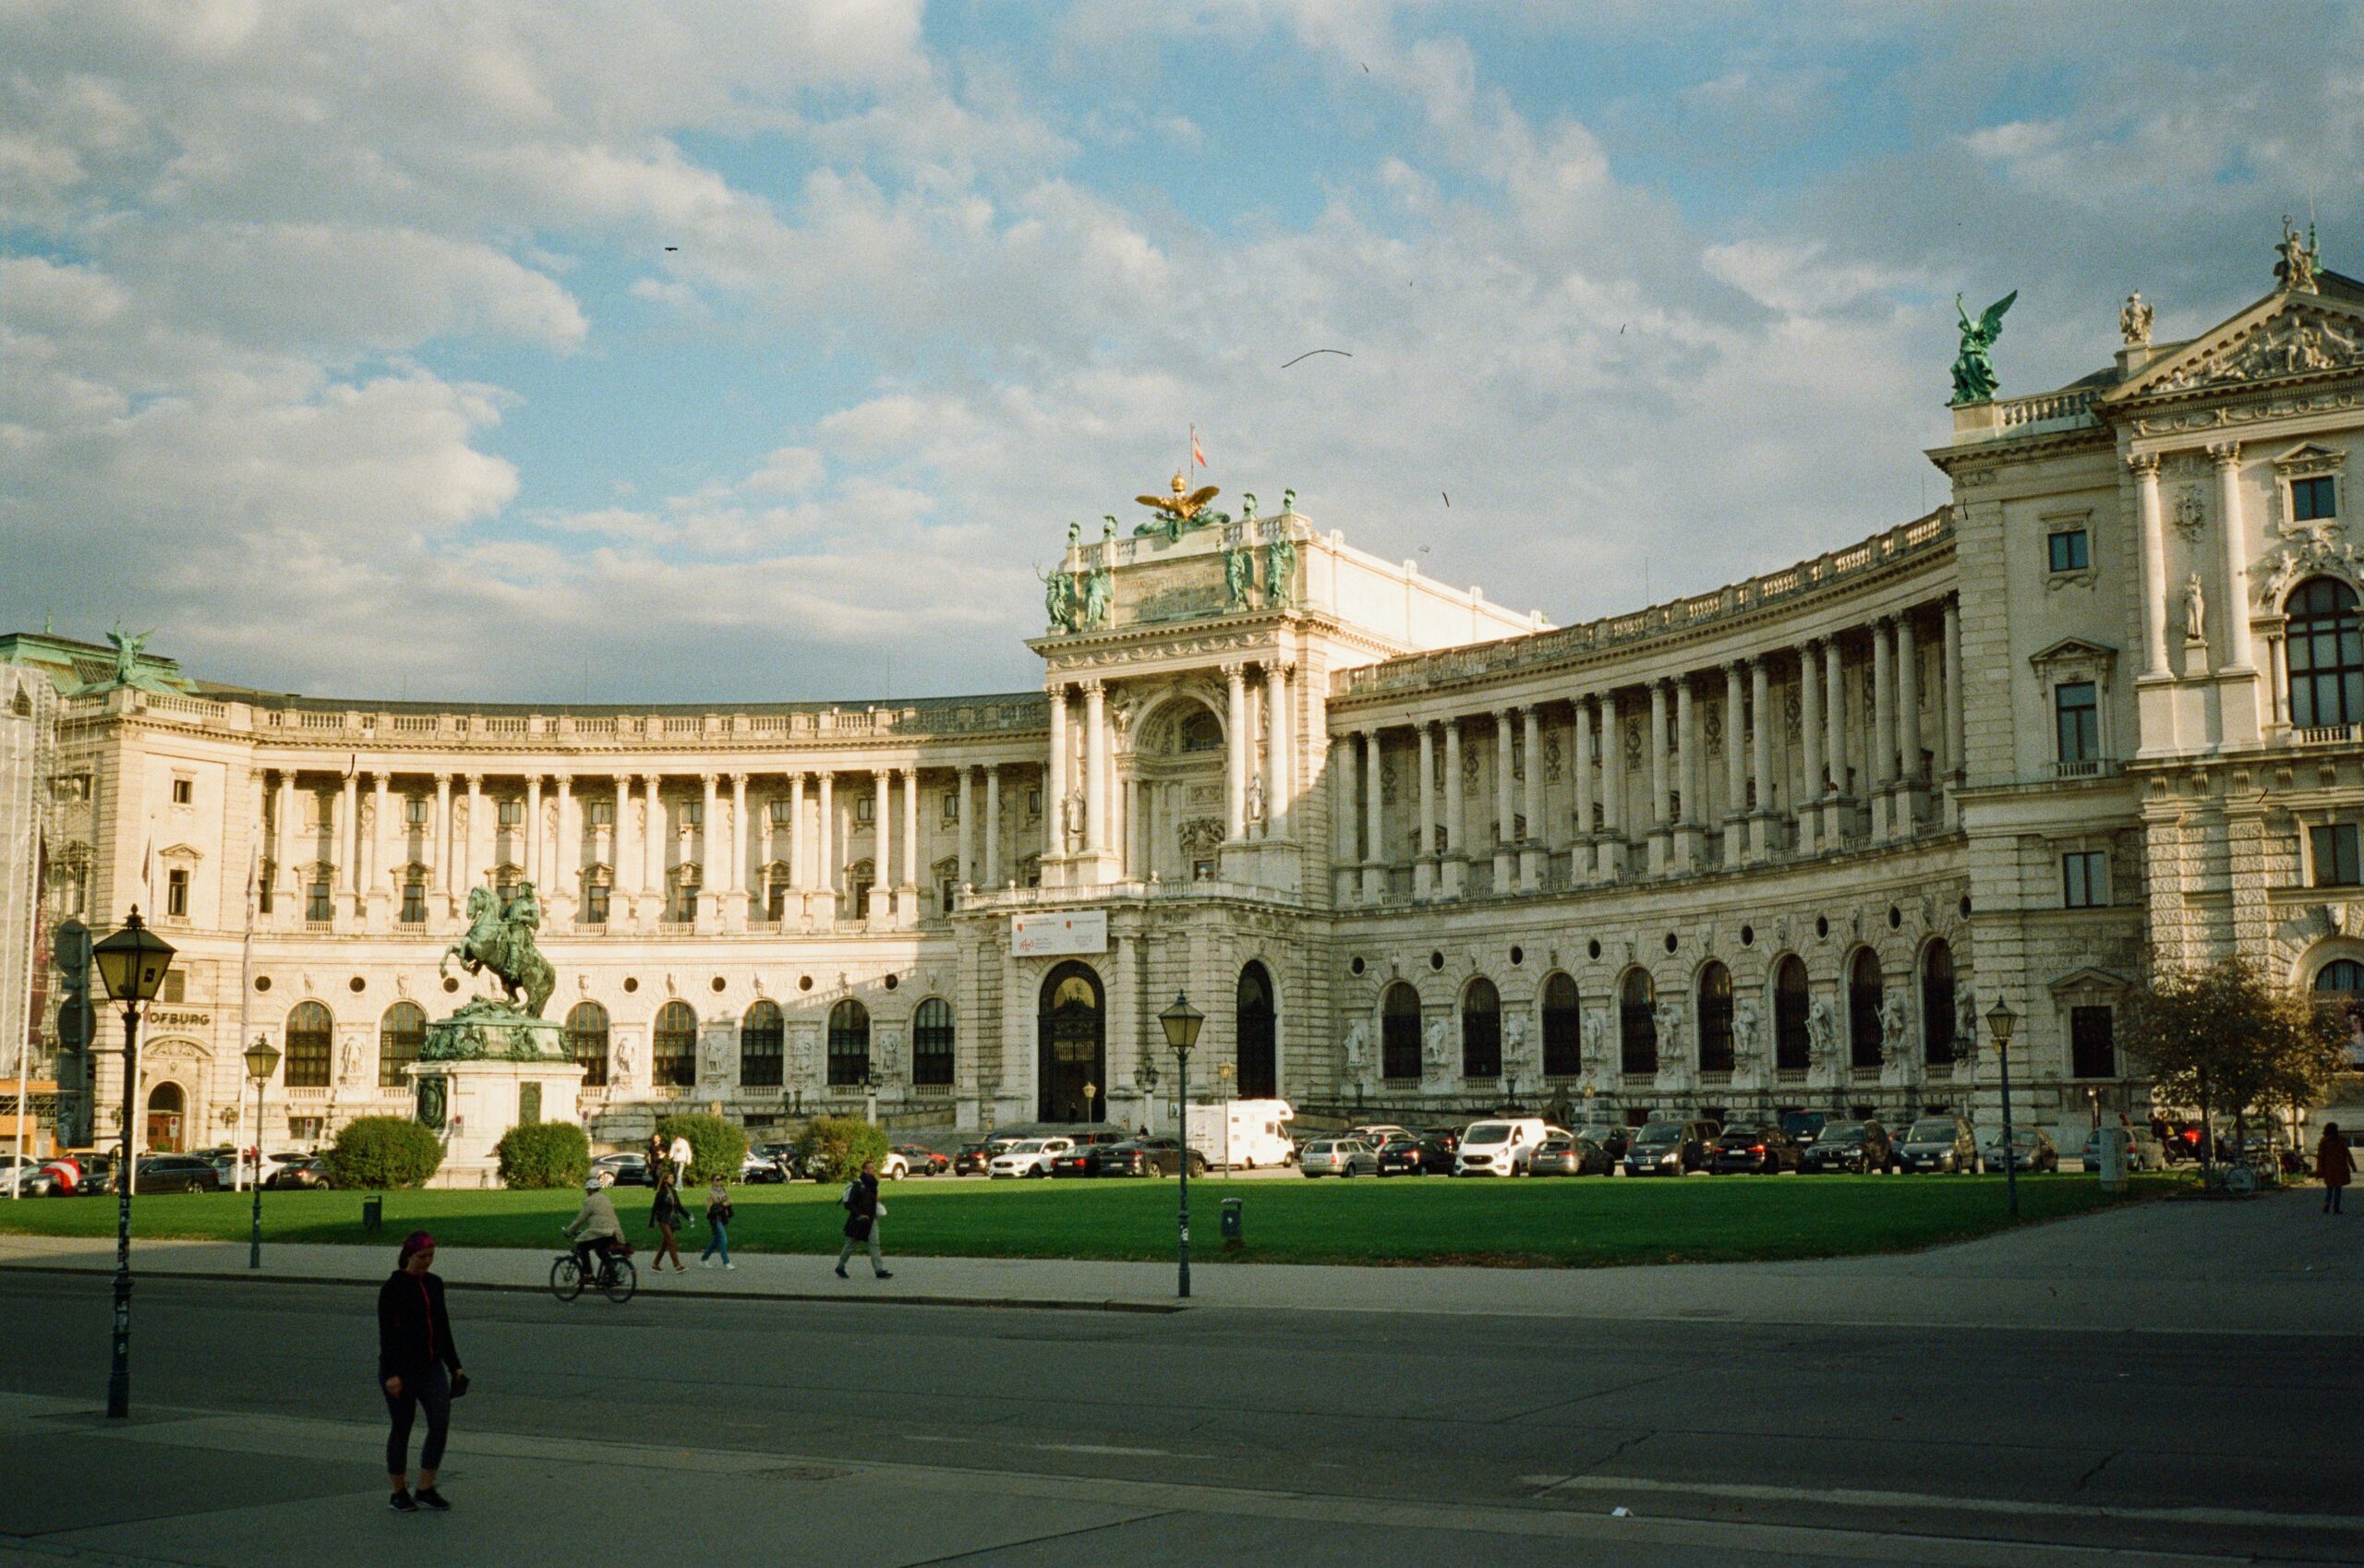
[2119,957,2348,1180]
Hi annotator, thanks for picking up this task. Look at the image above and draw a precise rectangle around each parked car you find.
[1089,1138,1207,1177]
[893,1144,951,1176]
[1802,1120,1892,1174]
[264,1155,334,1190]
[1299,1138,1380,1177]
[1047,1144,1099,1177]
[1571,1123,1632,1160]
[1345,1123,1413,1150]
[591,1152,655,1187]
[2080,1127,2167,1172]
[1780,1110,1835,1147]
[2153,1120,2206,1164]
[742,1145,793,1183]
[1983,1127,2060,1173]
[1622,1119,1719,1176]
[1454,1117,1556,1176]
[1375,1135,1455,1176]
[0,1164,54,1196]
[1528,1135,1613,1176]
[1709,1124,1803,1175]
[1897,1116,1981,1174]
[989,1138,1075,1178]
[135,1155,223,1193]
[43,1153,112,1195]
[952,1141,993,1176]
[1418,1126,1468,1164]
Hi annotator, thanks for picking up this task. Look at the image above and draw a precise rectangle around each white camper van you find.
[1182,1099,1297,1170]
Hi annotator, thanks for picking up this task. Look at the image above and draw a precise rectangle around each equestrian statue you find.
[439,881,556,1018]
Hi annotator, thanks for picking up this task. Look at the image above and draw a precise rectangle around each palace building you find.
[11,246,2364,1160]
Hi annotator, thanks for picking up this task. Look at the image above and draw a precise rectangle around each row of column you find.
[2129,444,2253,681]
[264,763,1030,924]
[1333,597,1962,899]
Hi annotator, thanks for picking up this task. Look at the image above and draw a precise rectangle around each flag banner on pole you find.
[1191,426,1207,468]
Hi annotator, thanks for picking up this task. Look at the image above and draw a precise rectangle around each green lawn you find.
[0,1172,2183,1268]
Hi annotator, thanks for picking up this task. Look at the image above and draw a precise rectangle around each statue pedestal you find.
[409,1001,585,1188]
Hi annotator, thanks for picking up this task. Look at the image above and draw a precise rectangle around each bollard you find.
[362,1193,383,1233]
[2096,1127,2128,1193]
[1219,1197,1243,1249]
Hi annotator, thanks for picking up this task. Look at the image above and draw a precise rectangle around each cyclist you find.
[562,1172,626,1280]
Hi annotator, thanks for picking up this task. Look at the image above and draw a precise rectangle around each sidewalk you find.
[1,1188,2352,1334]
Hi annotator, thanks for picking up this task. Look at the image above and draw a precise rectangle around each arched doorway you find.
[145,1081,186,1152]
[1381,983,1421,1080]
[1038,961,1105,1123]
[1849,949,1884,1069]
[1921,940,1957,1067]
[1236,962,1276,1099]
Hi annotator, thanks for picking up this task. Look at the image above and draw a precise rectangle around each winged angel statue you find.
[1133,472,1228,544]
[1949,290,2017,405]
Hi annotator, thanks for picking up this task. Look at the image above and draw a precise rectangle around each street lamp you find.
[1985,996,2020,1219]
[243,1037,281,1271]
[1159,991,1204,1300]
[90,909,175,1419]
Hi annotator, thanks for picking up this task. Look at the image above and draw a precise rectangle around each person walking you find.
[2319,1122,2354,1215]
[835,1159,892,1280]
[648,1168,689,1272]
[645,1129,668,1182]
[699,1177,736,1270]
[378,1231,465,1513]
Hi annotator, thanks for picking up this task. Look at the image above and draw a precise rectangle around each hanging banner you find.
[1011,910,1109,958]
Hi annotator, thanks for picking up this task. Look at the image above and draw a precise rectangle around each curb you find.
[0,1260,1188,1314]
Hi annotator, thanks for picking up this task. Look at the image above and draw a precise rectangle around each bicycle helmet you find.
[584,1172,607,1190]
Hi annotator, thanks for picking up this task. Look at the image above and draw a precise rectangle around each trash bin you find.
[362,1193,383,1233]
[2096,1127,2128,1193]
[1219,1197,1243,1248]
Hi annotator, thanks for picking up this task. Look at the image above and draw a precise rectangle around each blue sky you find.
[2,1,2354,701]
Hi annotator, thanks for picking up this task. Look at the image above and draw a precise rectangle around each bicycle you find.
[550,1241,637,1303]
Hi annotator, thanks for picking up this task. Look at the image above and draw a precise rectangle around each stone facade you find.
[10,251,2364,1159]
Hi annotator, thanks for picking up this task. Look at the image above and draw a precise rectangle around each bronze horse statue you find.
[439,883,556,1018]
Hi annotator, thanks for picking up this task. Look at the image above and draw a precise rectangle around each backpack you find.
[841,1180,859,1211]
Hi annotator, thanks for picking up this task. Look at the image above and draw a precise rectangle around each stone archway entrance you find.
[1038,960,1106,1123]
[144,1081,186,1152]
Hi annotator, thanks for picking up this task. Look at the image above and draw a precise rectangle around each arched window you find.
[1236,962,1277,1099]
[2287,577,2364,729]
[1849,949,1884,1069]
[740,1000,784,1087]
[2315,958,2364,995]
[652,1001,697,1087]
[1461,978,1501,1079]
[1696,961,1733,1073]
[568,1002,609,1087]
[1922,940,1957,1067]
[1541,973,1580,1078]
[2314,959,2364,1066]
[1619,970,1657,1075]
[1381,983,1422,1080]
[379,1002,426,1089]
[284,1001,332,1089]
[912,998,956,1085]
[1774,957,1811,1071]
[827,999,871,1085]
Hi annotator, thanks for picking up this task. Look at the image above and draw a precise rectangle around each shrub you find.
[327,1116,444,1190]
[654,1113,747,1183]
[495,1122,590,1189]
[794,1116,889,1186]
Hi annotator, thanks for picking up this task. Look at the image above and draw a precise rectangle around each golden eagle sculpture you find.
[1134,472,1222,540]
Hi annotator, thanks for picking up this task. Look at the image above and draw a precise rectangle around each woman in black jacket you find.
[378,1231,465,1512]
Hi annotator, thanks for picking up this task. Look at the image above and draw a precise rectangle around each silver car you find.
[1299,1139,1380,1178]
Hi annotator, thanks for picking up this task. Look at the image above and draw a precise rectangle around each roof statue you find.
[72,623,192,698]
[2119,291,2153,347]
[1039,564,1081,633]
[1948,289,2017,405]
[1134,471,1224,543]
[2275,215,2320,293]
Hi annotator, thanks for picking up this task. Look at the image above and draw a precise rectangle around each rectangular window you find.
[170,778,193,805]
[498,798,522,826]
[2055,682,2100,763]
[683,799,704,826]
[165,868,188,917]
[307,881,332,922]
[257,875,272,915]
[2312,823,2363,887]
[768,797,791,826]
[2063,850,2107,909]
[161,971,186,1004]
[2070,1006,2117,1079]
[405,797,428,827]
[766,884,787,922]
[584,884,610,924]
[401,881,426,923]
[2294,475,2337,523]
[943,791,959,823]
[1027,787,1043,817]
[671,882,699,923]
[589,800,615,827]
[938,876,959,916]
[2047,528,2090,573]
[855,795,875,824]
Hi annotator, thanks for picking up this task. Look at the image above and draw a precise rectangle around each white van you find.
[1454,1117,1556,1176]
[1182,1099,1297,1170]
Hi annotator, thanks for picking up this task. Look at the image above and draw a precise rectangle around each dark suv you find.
[1802,1119,1892,1173]
[1709,1124,1803,1175]
[1897,1116,1979,1173]
[1622,1119,1719,1176]
[135,1155,223,1193]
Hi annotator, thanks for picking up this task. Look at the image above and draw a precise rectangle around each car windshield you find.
[1719,1128,1768,1143]
[1908,1120,1958,1141]
[1636,1122,1686,1142]
[1463,1124,1513,1145]
[1007,1141,1044,1153]
[1537,1139,1571,1152]
[1820,1124,1866,1142]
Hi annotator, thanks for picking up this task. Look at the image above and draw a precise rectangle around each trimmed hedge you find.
[495,1122,590,1189]
[327,1116,444,1190]
[794,1116,890,1186]
[653,1113,747,1183]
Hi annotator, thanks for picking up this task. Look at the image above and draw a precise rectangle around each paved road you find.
[1,1267,2358,1566]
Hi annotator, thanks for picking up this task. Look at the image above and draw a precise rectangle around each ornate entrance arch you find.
[144,1081,186,1152]
[1038,960,1106,1123]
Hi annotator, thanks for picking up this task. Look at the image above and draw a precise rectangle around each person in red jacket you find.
[2319,1123,2354,1215]
[378,1231,466,1511]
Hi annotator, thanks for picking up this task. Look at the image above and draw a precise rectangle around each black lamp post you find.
[1159,991,1204,1299]
[244,1037,281,1270]
[1986,996,2020,1218]
[90,909,175,1419]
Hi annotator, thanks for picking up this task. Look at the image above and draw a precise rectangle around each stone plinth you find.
[410,999,585,1188]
